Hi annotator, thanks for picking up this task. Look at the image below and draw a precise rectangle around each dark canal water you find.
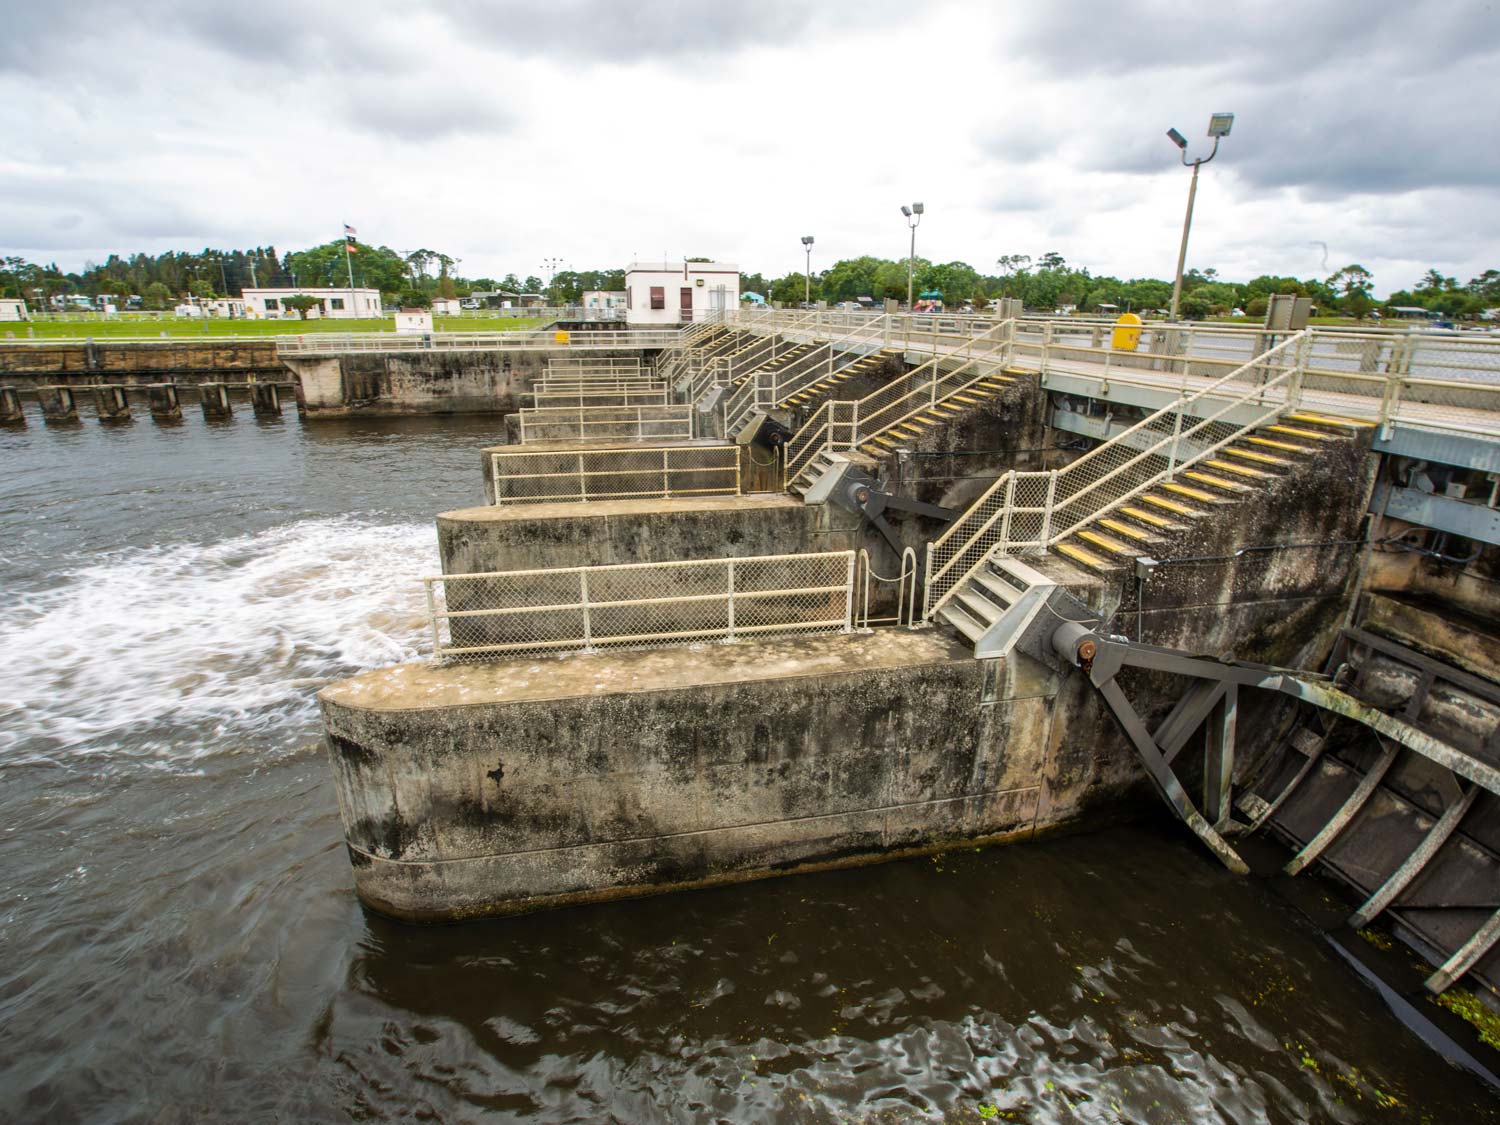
[2,409,1496,1123]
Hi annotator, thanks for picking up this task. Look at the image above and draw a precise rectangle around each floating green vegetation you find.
[1433,988,1500,1051]
[1357,927,1396,952]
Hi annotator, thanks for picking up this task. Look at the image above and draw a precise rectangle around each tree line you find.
[4,243,1498,321]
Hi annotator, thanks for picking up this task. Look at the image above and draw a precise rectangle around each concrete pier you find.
[93,385,131,422]
[250,382,282,418]
[320,630,1075,922]
[148,383,181,420]
[38,386,78,425]
[200,383,232,420]
[0,387,24,426]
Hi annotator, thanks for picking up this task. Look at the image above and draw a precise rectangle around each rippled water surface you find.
[2,410,1496,1123]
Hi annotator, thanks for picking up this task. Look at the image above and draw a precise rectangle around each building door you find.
[680,287,694,323]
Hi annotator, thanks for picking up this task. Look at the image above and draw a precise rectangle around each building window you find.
[330,298,345,310]
[650,286,665,310]
[264,298,279,310]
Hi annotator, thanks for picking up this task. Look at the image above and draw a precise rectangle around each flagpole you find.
[343,229,357,320]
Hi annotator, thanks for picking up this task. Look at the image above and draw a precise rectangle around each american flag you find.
[343,224,356,236]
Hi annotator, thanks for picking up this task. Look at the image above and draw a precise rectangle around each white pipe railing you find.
[516,404,695,444]
[490,444,740,504]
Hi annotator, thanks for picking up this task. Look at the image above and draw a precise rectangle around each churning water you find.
[1,410,1496,1122]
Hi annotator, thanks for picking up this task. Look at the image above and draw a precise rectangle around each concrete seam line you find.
[345,785,1046,867]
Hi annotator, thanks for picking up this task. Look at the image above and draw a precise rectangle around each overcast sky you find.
[4,0,1498,294]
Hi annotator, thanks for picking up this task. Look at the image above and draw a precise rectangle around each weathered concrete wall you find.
[0,340,282,388]
[284,348,659,417]
[438,494,863,575]
[321,631,1080,921]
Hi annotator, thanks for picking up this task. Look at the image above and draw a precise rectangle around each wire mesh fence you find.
[531,388,670,409]
[516,405,695,443]
[426,551,857,662]
[490,445,741,504]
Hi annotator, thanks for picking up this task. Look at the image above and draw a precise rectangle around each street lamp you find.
[1166,113,1233,321]
[800,235,815,306]
[901,202,924,308]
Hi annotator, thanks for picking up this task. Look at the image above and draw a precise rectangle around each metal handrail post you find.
[1039,470,1059,546]
[425,580,444,657]
[579,571,593,651]
[725,559,736,641]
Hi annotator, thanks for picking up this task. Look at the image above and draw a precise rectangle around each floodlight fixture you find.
[801,235,814,246]
[912,202,925,215]
[901,205,912,217]
[1166,127,1188,150]
[801,236,816,304]
[1207,112,1234,138]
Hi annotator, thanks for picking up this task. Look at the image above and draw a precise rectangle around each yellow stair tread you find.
[1243,436,1314,454]
[1184,470,1255,492]
[1075,529,1136,556]
[1055,541,1111,569]
[1204,458,1273,479]
[1160,481,1226,503]
[913,413,943,424]
[1265,424,1338,441]
[1285,411,1376,429]
[1223,446,1292,466]
[1119,505,1181,528]
[1097,518,1157,542]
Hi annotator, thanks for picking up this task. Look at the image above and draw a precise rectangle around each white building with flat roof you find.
[243,287,381,319]
[624,262,738,326]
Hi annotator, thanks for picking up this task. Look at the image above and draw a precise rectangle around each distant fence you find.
[490,445,740,504]
[425,550,857,661]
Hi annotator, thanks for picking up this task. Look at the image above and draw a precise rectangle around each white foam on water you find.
[0,516,437,766]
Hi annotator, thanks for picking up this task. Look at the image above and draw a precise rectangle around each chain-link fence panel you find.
[516,405,695,443]
[427,551,855,662]
[491,446,740,504]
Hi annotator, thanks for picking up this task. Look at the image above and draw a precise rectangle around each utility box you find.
[1265,294,1312,331]
[994,298,1023,320]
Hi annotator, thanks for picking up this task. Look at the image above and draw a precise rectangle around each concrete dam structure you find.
[316,310,1500,1004]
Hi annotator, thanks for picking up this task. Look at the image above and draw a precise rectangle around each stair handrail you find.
[781,318,1017,487]
[721,315,895,438]
[921,330,1310,621]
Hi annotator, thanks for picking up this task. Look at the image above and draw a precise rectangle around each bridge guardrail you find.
[425,550,856,662]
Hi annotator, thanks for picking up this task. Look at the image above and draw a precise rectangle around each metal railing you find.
[782,319,1018,485]
[490,444,740,504]
[721,315,896,438]
[543,356,645,379]
[515,404,695,443]
[531,387,669,409]
[276,327,683,355]
[425,550,857,662]
[921,332,1309,619]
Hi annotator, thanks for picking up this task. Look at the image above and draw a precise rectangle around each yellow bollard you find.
[1110,312,1142,351]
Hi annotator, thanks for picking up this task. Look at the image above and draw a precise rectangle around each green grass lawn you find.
[2,315,546,340]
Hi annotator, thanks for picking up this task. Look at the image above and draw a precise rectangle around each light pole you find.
[900,202,924,308]
[1166,113,1233,321]
[800,235,814,306]
[541,257,563,303]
